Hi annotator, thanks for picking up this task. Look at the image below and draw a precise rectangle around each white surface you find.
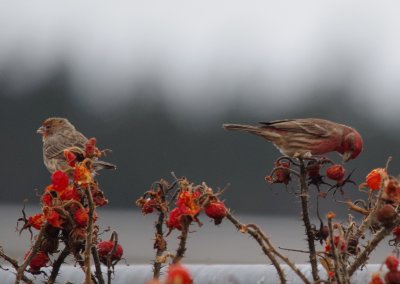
[0,264,385,284]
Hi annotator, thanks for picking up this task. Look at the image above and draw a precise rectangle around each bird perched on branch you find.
[223,118,363,162]
[37,117,116,173]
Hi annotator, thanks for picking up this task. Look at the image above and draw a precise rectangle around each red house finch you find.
[37,117,116,173]
[223,118,363,162]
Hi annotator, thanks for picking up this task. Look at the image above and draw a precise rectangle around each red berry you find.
[74,208,89,227]
[166,264,193,284]
[393,227,400,239]
[274,162,291,185]
[63,150,77,167]
[377,205,397,226]
[204,201,227,225]
[27,213,45,230]
[51,171,69,192]
[306,161,321,178]
[25,250,49,273]
[366,168,386,191]
[166,208,183,231]
[386,255,400,272]
[326,165,345,181]
[142,198,156,214]
[97,241,123,264]
[385,271,400,284]
[369,273,384,284]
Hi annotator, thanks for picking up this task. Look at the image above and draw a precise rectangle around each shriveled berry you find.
[385,271,400,284]
[377,204,397,226]
[142,199,156,214]
[26,250,49,273]
[97,241,123,264]
[306,161,321,178]
[393,227,400,240]
[204,201,227,225]
[326,165,345,182]
[366,168,386,191]
[166,208,183,231]
[386,255,400,272]
[266,161,291,185]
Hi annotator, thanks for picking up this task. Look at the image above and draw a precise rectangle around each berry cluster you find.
[370,255,400,284]
[19,138,122,280]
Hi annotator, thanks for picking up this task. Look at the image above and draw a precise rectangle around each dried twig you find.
[48,246,70,284]
[15,223,47,284]
[226,212,287,284]
[153,185,168,279]
[91,246,105,284]
[327,218,343,284]
[84,184,96,284]
[172,216,191,264]
[298,159,319,282]
[348,223,398,276]
[106,231,119,284]
[247,224,310,284]
[0,248,33,284]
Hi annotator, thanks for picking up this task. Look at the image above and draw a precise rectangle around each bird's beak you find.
[36,126,45,134]
[342,152,352,163]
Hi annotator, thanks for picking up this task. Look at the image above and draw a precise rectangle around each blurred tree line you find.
[0,69,399,216]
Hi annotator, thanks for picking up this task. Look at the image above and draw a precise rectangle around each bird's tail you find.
[223,123,279,141]
[93,160,117,171]
[223,124,263,134]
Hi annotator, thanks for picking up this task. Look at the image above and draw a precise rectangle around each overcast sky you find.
[1,1,400,122]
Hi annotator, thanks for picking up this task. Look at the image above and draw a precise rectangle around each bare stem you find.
[247,224,310,284]
[91,246,105,284]
[172,216,191,264]
[73,250,98,284]
[48,246,70,284]
[298,159,319,282]
[226,213,287,284]
[0,248,33,284]
[15,223,46,284]
[153,187,168,279]
[106,231,119,284]
[348,224,397,276]
[346,181,386,259]
[327,218,343,284]
[84,184,96,284]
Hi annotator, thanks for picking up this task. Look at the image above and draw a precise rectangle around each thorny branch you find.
[327,217,344,284]
[15,223,47,284]
[0,247,33,284]
[91,246,105,284]
[348,221,399,276]
[84,184,96,284]
[298,158,319,282]
[172,216,191,264]
[226,212,287,284]
[246,224,311,284]
[106,231,119,284]
[48,246,70,284]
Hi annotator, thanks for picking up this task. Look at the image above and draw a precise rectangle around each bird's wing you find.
[258,119,331,137]
[44,132,87,159]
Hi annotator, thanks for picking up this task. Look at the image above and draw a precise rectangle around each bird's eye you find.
[45,125,50,129]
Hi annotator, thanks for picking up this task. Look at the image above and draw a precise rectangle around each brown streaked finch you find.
[37,117,116,173]
[223,118,363,162]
